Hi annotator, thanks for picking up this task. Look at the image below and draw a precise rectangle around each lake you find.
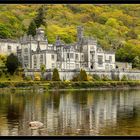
[0,89,140,136]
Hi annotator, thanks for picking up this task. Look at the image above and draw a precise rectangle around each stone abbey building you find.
[17,26,115,72]
[1,26,140,80]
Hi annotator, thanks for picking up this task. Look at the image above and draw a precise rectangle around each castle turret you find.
[36,27,46,41]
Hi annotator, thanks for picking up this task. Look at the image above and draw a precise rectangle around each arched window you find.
[34,55,37,69]
[40,54,43,65]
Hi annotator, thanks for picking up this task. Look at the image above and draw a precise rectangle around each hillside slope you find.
[0,4,140,65]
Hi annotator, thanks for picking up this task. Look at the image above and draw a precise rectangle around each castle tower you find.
[36,27,46,41]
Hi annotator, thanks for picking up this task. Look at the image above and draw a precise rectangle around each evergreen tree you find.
[40,64,46,79]
[27,20,37,37]
[6,53,19,75]
[34,6,46,28]
[79,69,88,81]
[132,56,140,69]
[52,68,60,81]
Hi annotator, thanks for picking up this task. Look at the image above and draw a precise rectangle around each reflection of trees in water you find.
[0,91,26,135]
[1,89,140,135]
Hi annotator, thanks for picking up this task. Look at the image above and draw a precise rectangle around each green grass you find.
[0,80,140,89]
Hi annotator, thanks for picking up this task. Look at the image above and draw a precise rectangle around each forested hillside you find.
[0,4,140,67]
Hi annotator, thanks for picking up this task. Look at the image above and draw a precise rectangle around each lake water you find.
[0,89,140,136]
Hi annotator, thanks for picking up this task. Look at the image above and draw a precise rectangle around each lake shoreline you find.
[0,81,140,91]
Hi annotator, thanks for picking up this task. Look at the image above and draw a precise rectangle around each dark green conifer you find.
[34,6,46,28]
[52,68,60,81]
[27,20,37,37]
[6,53,19,75]
[79,69,87,81]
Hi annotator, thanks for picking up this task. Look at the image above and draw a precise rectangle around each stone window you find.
[67,63,74,69]
[105,64,109,70]
[67,53,70,59]
[90,54,94,60]
[76,64,79,69]
[98,55,103,65]
[51,54,55,60]
[7,45,11,52]
[24,48,28,53]
[24,56,28,67]
[81,54,84,61]
[52,63,55,68]
[110,65,113,69]
[70,53,74,59]
[34,55,37,69]
[109,56,112,62]
[40,54,43,65]
[70,63,74,69]
[75,54,79,60]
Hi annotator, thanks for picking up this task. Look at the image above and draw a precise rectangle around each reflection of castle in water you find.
[0,90,140,136]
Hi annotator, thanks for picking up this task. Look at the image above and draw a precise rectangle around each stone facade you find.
[0,26,140,80]
[17,26,116,72]
[0,39,20,55]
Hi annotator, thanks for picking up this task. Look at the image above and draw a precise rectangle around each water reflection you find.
[0,89,140,136]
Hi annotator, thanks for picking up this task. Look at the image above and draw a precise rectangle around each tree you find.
[27,20,37,37]
[79,69,88,81]
[0,23,12,39]
[5,53,19,75]
[126,30,138,39]
[52,68,60,81]
[40,64,46,80]
[34,6,46,28]
[132,56,140,69]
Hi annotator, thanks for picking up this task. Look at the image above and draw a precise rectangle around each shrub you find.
[34,73,41,81]
[79,69,88,81]
[87,74,93,81]
[71,74,79,81]
[92,74,101,81]
[2,68,8,75]
[112,74,120,81]
[64,80,71,87]
[52,68,60,81]
[5,53,19,75]
[101,75,111,81]
[24,76,32,81]
[121,75,128,81]
[40,64,46,79]
[0,70,3,77]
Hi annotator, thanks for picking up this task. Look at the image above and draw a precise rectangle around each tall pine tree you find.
[52,68,60,81]
[34,6,46,28]
[27,20,37,37]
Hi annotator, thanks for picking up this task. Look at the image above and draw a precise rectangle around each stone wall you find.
[25,69,140,81]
